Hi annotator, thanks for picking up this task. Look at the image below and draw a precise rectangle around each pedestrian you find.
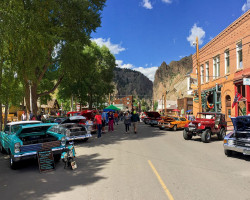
[108,111,114,132]
[101,110,106,133]
[29,111,34,120]
[21,111,27,121]
[124,112,130,133]
[114,111,119,125]
[94,111,102,138]
[131,110,140,134]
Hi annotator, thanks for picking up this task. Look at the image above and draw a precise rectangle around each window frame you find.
[236,42,243,69]
[224,49,230,74]
[205,62,209,82]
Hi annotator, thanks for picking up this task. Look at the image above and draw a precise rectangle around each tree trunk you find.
[89,93,93,110]
[4,99,9,127]
[0,104,2,131]
[24,81,30,114]
[31,84,38,116]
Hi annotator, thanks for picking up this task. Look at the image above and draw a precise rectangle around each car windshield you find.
[197,114,215,119]
[173,117,179,121]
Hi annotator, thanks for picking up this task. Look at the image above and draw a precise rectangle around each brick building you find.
[177,97,193,115]
[191,10,250,122]
[112,95,133,110]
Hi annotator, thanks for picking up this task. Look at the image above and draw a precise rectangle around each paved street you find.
[1,123,250,200]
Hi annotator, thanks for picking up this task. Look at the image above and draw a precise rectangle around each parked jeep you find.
[183,112,227,143]
[0,122,66,169]
[224,116,250,157]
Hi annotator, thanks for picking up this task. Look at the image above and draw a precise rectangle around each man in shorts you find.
[131,110,140,134]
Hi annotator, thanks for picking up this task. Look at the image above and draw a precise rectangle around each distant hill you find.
[113,67,153,100]
[153,55,193,101]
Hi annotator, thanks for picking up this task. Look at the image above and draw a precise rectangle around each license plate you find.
[243,149,250,155]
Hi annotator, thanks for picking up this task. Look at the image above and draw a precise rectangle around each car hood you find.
[16,123,56,136]
[61,116,86,124]
[145,112,161,118]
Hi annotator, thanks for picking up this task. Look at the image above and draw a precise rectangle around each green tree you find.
[58,42,116,110]
[0,0,106,115]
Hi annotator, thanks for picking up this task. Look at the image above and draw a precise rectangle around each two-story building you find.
[191,10,250,122]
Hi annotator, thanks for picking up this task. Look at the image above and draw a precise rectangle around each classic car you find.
[78,110,98,133]
[145,111,161,126]
[50,116,92,142]
[0,122,66,169]
[158,116,190,131]
[224,116,250,157]
[183,112,227,143]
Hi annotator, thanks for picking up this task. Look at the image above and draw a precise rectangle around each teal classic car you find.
[0,122,66,169]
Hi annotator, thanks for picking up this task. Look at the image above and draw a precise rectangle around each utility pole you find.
[164,92,167,115]
[196,36,202,113]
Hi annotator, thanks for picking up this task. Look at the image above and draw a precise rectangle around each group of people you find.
[94,110,140,138]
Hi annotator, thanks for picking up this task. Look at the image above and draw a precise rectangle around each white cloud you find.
[116,60,158,82]
[161,0,172,4]
[242,0,250,12]
[91,38,125,55]
[187,23,206,47]
[142,0,153,9]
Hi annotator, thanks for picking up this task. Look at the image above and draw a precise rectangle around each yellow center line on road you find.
[148,160,174,200]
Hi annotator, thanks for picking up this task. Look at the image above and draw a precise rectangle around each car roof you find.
[7,121,42,126]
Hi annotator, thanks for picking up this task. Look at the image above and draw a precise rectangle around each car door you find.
[1,125,11,151]
[180,117,187,128]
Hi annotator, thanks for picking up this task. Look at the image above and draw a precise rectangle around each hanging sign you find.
[243,78,250,85]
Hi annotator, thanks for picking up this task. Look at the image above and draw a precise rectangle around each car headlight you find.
[14,142,21,153]
[65,129,70,137]
[198,123,201,127]
[61,137,66,146]
[228,140,234,146]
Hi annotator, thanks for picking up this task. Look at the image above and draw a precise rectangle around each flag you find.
[232,92,243,108]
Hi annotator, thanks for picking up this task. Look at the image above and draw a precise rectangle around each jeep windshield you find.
[196,113,215,119]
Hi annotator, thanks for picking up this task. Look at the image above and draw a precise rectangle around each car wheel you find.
[83,138,89,142]
[172,125,177,131]
[218,128,226,140]
[0,142,5,153]
[224,149,233,157]
[201,129,211,143]
[9,153,18,170]
[183,129,192,140]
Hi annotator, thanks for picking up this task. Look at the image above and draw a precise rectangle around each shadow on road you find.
[80,123,166,148]
[0,153,112,200]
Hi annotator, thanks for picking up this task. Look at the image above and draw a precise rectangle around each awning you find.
[186,109,192,113]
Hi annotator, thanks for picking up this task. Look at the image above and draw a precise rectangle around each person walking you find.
[108,111,114,132]
[131,110,140,134]
[21,111,27,121]
[124,112,130,133]
[94,111,102,138]
[101,111,106,134]
[114,111,119,125]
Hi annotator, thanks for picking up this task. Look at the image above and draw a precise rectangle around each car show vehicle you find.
[145,111,161,126]
[50,116,92,142]
[183,112,227,143]
[224,116,250,157]
[0,123,66,169]
[158,116,190,131]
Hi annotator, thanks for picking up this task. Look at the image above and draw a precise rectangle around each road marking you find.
[148,160,174,200]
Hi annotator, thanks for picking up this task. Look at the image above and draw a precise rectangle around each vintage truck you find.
[183,112,227,143]
[224,116,250,157]
[0,122,66,169]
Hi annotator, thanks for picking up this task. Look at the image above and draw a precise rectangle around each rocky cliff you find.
[113,67,153,99]
[153,55,193,101]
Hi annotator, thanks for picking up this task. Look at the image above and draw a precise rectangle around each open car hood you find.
[231,116,250,131]
[16,123,56,136]
[61,116,86,124]
[145,112,161,118]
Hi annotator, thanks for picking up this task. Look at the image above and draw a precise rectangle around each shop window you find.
[236,42,243,69]
[224,50,230,74]
[237,84,245,97]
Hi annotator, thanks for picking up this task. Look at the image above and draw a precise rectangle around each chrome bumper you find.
[13,147,64,161]
[224,144,250,155]
[66,134,92,141]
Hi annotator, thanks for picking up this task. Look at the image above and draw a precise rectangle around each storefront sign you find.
[37,150,55,173]
[243,78,250,85]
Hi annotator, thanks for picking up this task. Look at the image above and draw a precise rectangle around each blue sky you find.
[91,0,250,82]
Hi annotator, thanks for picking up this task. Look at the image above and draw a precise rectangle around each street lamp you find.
[165,90,169,115]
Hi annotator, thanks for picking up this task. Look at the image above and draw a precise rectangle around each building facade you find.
[191,10,250,123]
[177,97,193,115]
[112,95,133,110]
